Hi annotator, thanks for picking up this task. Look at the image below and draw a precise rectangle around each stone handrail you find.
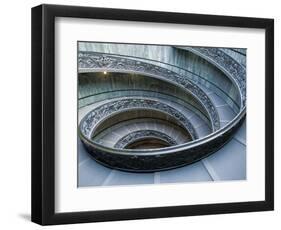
[80,98,198,140]
[78,52,220,131]
[180,47,246,107]
[114,130,178,149]
[78,48,246,172]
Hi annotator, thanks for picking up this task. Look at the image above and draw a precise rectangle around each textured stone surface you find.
[80,115,245,172]
[80,98,198,140]
[114,130,178,149]
[78,73,213,131]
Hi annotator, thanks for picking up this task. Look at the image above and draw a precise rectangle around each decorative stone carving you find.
[78,52,220,131]
[80,114,245,172]
[114,130,178,149]
[77,49,247,172]
[80,98,198,141]
[186,47,246,107]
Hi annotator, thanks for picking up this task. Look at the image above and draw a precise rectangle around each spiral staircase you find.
[78,44,246,187]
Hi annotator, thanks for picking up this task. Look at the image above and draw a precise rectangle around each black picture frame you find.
[31,4,274,225]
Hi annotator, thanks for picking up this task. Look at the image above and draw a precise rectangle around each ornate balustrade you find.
[79,110,245,172]
[181,47,246,107]
[114,130,178,149]
[78,48,246,172]
[79,52,220,131]
[80,98,198,141]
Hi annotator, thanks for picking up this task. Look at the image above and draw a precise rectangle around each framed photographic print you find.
[31,4,274,225]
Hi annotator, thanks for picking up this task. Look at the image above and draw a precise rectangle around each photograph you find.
[30,3,274,225]
[77,42,247,187]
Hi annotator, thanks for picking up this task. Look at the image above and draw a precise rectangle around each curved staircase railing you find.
[78,48,246,172]
[79,52,221,131]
